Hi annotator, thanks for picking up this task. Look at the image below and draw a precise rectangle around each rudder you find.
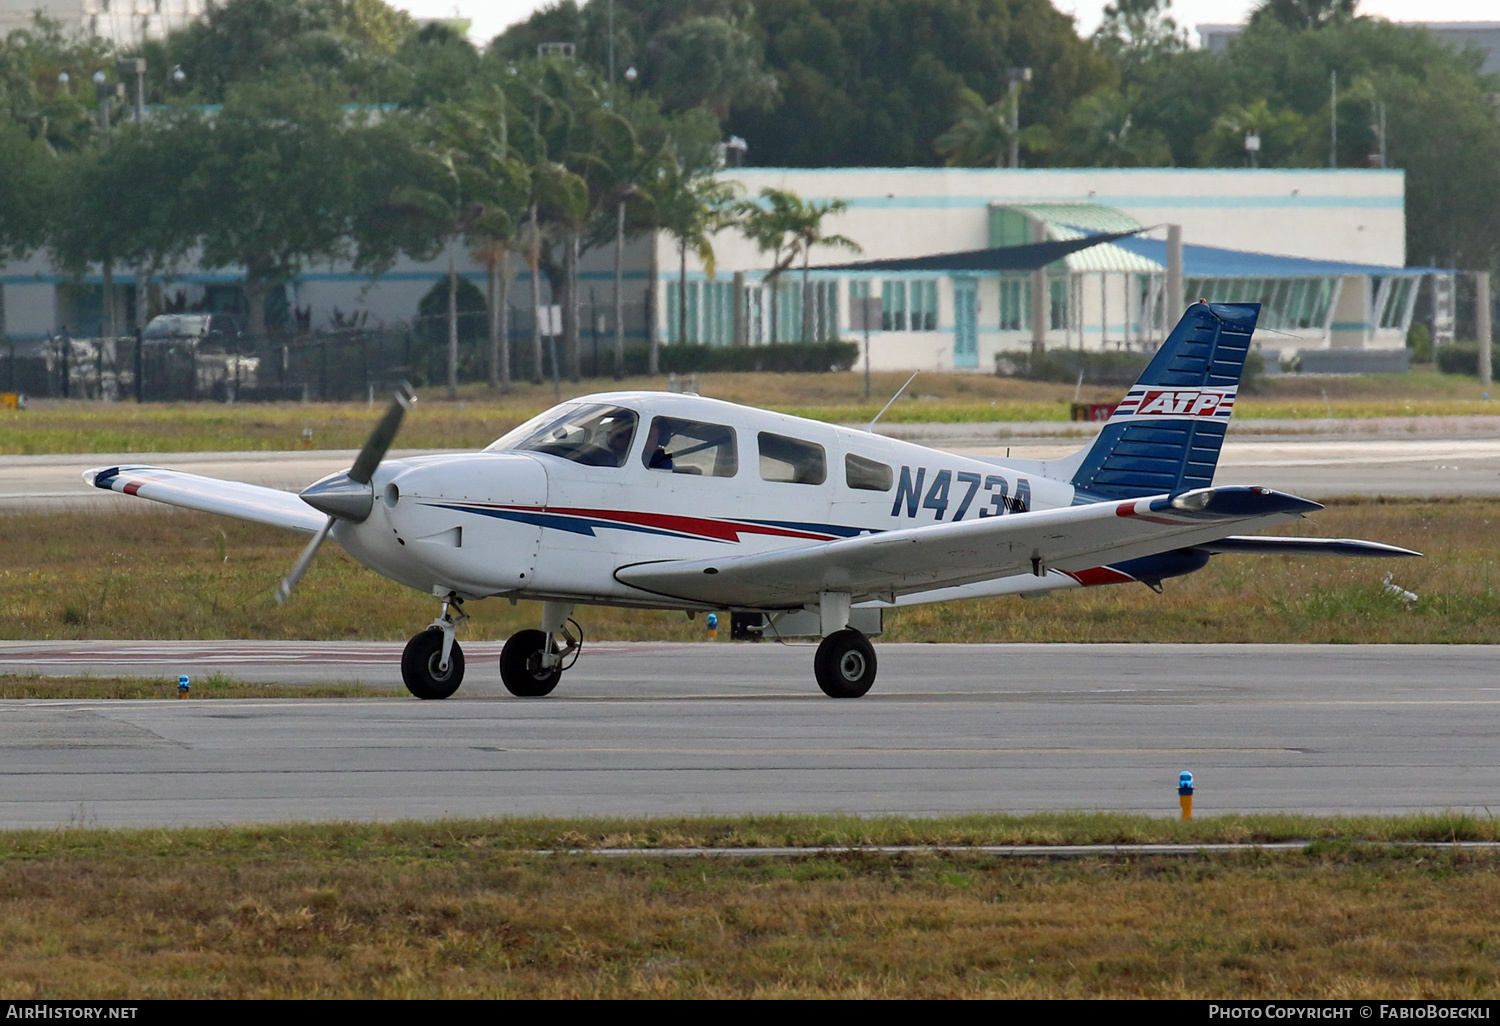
[1069,301,1259,500]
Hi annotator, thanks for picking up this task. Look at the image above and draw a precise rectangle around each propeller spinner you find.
[275,383,416,606]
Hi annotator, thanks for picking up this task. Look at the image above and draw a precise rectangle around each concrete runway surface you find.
[1,641,1498,828]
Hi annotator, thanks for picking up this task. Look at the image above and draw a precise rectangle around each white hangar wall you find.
[654,166,1410,372]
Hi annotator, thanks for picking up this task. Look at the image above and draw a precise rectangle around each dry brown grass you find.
[0,499,1482,644]
[1,821,1499,997]
[3,366,1495,455]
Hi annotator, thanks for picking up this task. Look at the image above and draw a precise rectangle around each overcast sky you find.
[391,0,1498,50]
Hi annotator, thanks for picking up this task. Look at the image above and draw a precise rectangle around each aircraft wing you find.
[615,486,1321,609]
[84,465,326,533]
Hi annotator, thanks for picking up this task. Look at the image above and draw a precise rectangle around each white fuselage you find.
[333,391,1077,610]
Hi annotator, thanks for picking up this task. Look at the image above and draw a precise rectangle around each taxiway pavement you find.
[0,642,1496,828]
[5,417,1500,514]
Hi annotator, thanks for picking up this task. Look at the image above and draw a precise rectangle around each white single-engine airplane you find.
[87,302,1417,699]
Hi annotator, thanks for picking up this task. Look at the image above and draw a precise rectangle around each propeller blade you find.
[275,516,335,606]
[349,383,416,486]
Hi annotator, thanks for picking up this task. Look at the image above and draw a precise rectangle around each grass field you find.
[3,815,1500,998]
[0,499,1479,645]
[1,367,1495,455]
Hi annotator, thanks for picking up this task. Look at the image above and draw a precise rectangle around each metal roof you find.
[1113,236,1431,278]
[998,203,1161,273]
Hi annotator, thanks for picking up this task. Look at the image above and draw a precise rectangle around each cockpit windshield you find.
[486,404,639,468]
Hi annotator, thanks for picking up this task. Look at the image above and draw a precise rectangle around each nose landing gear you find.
[401,595,467,699]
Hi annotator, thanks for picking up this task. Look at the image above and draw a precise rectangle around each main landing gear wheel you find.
[500,629,562,697]
[814,628,877,698]
[401,628,465,700]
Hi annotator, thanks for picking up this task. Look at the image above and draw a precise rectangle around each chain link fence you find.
[1,301,653,402]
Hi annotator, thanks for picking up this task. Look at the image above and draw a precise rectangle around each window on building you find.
[1049,277,1069,331]
[643,416,738,477]
[758,432,827,485]
[845,453,893,491]
[882,280,907,331]
[1187,276,1340,332]
[667,280,737,345]
[775,280,803,342]
[1378,277,1415,329]
[998,277,1028,331]
[882,280,938,331]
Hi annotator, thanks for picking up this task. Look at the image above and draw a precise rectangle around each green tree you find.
[0,14,115,153]
[47,115,205,336]
[935,86,1051,167]
[1214,16,1500,268]
[1196,98,1308,166]
[728,0,1114,168]
[642,9,778,120]
[1250,0,1359,32]
[1058,86,1170,167]
[176,76,384,338]
[143,0,418,104]
[0,124,53,259]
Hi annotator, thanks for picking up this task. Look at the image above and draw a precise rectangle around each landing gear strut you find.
[499,601,579,697]
[401,595,467,700]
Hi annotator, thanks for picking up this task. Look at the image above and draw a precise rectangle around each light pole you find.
[1006,66,1031,169]
[613,184,637,380]
[116,58,145,123]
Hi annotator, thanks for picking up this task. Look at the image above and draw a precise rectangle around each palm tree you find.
[738,188,860,343]
[1061,86,1171,167]
[935,88,1051,168]
[647,152,739,361]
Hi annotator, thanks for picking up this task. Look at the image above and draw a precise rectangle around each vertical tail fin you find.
[1067,301,1259,500]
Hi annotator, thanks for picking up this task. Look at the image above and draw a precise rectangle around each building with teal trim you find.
[661,167,1426,372]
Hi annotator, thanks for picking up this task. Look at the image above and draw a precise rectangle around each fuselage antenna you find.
[867,371,919,433]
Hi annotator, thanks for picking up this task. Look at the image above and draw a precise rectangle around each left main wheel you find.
[401,629,465,700]
[813,628,877,698]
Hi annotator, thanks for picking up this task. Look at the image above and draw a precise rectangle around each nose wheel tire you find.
[500,629,563,697]
[401,629,465,699]
[814,628,877,698]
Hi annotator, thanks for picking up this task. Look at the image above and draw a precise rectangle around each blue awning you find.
[1112,236,1434,278]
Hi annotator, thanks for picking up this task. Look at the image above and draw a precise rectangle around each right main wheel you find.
[500,629,562,697]
[813,628,877,698]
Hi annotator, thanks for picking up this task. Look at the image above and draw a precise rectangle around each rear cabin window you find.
[642,417,738,477]
[490,404,638,468]
[758,432,826,485]
[845,453,894,491]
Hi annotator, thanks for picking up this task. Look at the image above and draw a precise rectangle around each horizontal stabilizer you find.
[1199,536,1421,558]
[85,465,328,533]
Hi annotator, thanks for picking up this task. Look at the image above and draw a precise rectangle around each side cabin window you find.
[845,453,893,491]
[643,416,738,477]
[758,432,826,485]
[490,404,638,468]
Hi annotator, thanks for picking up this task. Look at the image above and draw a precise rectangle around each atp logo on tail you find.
[1113,386,1236,420]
